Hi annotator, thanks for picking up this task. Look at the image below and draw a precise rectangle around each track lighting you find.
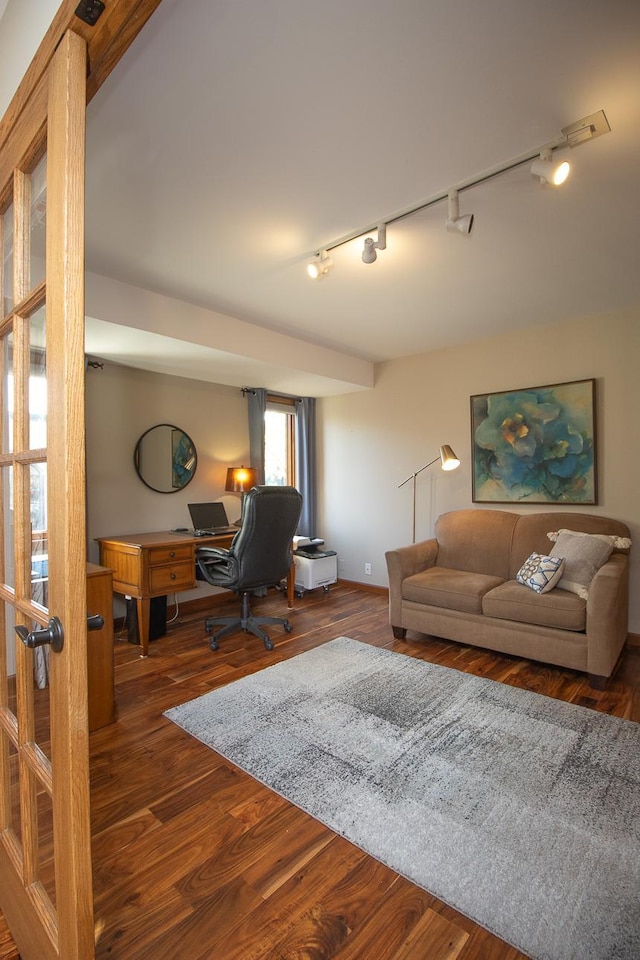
[306,251,333,279]
[362,224,387,264]
[530,148,570,186]
[302,112,607,276]
[446,190,474,236]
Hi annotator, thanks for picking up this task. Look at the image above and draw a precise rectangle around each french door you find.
[0,30,94,960]
[0,2,164,956]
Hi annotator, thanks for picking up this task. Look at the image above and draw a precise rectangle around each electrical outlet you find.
[364,562,372,576]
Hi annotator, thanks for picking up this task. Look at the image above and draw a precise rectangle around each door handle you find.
[15,616,65,653]
[15,614,104,653]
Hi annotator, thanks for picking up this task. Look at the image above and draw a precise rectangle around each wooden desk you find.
[96,530,295,657]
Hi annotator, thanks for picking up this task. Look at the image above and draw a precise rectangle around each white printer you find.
[293,537,338,596]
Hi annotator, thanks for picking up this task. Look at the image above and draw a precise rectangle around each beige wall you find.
[85,361,249,607]
[86,309,640,636]
[317,309,640,633]
[0,0,60,116]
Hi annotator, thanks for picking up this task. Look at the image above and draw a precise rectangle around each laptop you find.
[187,502,238,536]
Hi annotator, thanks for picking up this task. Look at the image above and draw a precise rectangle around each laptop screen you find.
[187,501,229,531]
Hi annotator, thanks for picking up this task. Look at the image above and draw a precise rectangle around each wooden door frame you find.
[0,0,165,955]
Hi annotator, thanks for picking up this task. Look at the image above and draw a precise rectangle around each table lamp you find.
[225,465,258,496]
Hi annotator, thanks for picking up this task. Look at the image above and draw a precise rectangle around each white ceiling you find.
[83,0,640,394]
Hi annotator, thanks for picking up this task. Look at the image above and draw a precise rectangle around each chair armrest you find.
[585,552,630,678]
[385,539,438,627]
[196,547,231,561]
[196,547,238,586]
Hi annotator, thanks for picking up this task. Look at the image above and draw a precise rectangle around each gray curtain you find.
[295,396,316,537]
[246,387,316,536]
[246,387,267,483]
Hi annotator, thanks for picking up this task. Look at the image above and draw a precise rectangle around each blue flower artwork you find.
[471,379,596,503]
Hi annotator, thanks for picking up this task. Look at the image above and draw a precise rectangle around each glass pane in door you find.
[1,465,15,592]
[37,786,55,907]
[30,464,48,608]
[32,619,52,761]
[7,740,20,844]
[29,156,47,290]
[2,330,14,455]
[1,202,13,317]
[29,306,47,450]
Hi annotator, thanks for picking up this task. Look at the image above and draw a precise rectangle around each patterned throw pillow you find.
[516,553,565,594]
[545,529,629,599]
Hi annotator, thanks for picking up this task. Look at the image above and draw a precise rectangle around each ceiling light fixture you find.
[306,251,333,279]
[303,111,609,275]
[362,223,387,264]
[445,190,474,235]
[530,148,570,186]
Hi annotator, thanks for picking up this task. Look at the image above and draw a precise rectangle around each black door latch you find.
[75,0,105,27]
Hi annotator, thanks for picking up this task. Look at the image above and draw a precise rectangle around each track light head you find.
[306,251,333,279]
[362,223,387,264]
[362,237,378,263]
[531,148,570,186]
[446,190,474,236]
[446,213,474,235]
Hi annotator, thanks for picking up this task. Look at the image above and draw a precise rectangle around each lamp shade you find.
[439,445,461,471]
[225,465,258,493]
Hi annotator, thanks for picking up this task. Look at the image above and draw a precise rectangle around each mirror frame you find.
[133,423,198,494]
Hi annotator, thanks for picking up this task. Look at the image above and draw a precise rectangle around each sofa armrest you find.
[585,552,630,678]
[385,539,438,627]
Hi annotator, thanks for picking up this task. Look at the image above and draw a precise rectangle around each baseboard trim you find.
[627,632,640,648]
[337,578,389,597]
[170,593,231,617]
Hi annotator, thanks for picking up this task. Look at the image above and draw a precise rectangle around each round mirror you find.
[134,424,197,493]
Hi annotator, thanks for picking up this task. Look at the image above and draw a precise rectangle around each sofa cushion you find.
[546,530,616,599]
[434,509,517,579]
[515,553,565,593]
[482,580,586,631]
[403,567,505,615]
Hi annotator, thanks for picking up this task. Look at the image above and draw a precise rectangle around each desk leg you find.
[137,597,150,657]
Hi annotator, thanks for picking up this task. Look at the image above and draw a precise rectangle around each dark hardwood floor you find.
[1,582,638,959]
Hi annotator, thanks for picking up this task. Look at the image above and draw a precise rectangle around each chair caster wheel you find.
[205,623,213,635]
[209,637,219,651]
[284,623,293,634]
[264,638,274,651]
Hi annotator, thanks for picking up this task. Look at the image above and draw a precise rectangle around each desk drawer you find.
[148,544,193,565]
[149,560,195,593]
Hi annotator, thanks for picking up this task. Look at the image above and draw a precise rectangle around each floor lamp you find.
[398,445,460,543]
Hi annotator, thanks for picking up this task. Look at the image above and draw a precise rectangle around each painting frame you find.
[470,378,597,505]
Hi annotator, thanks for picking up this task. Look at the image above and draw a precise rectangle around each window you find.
[264,396,295,486]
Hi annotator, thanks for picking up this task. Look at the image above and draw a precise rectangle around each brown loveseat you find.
[385,509,631,687]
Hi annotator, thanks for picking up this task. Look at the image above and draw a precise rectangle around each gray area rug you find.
[165,637,640,960]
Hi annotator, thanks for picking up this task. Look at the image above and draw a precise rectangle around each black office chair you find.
[196,485,303,651]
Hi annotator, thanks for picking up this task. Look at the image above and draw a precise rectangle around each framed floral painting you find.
[470,378,597,504]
